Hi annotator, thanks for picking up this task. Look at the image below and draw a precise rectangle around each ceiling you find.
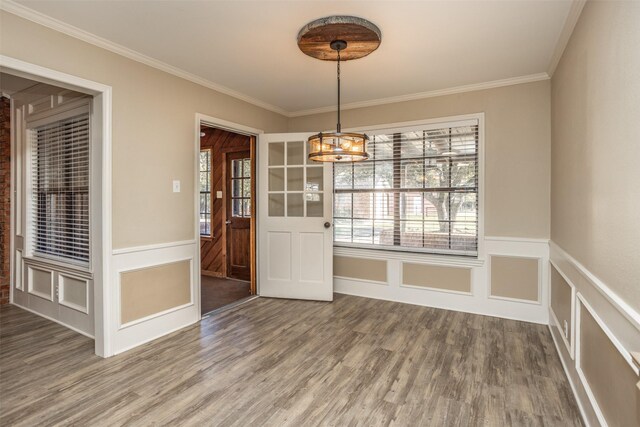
[11,0,573,115]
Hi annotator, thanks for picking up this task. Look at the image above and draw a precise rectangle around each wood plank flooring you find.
[201,275,251,315]
[0,295,583,426]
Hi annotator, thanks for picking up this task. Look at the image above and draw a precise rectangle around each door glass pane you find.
[242,179,251,197]
[232,199,242,217]
[242,159,251,177]
[232,159,242,178]
[269,194,284,217]
[287,193,303,217]
[306,193,323,217]
[269,142,284,166]
[269,168,284,191]
[232,179,242,197]
[306,167,323,192]
[287,167,303,191]
[243,199,251,217]
[287,141,304,165]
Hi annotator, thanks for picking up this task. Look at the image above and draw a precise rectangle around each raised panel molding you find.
[26,264,54,301]
[58,272,90,314]
[110,241,199,355]
[549,241,640,427]
[334,236,550,324]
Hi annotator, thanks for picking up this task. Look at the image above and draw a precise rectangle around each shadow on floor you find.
[201,275,251,315]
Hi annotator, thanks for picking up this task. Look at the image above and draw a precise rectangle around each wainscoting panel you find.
[334,256,387,284]
[549,241,640,427]
[334,236,549,324]
[111,240,198,355]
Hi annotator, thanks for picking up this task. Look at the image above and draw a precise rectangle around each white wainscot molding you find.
[334,236,549,324]
[109,240,199,355]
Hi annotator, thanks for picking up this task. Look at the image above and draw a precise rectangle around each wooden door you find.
[225,150,252,281]
[257,133,334,301]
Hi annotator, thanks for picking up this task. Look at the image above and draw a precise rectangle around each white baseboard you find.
[11,301,95,339]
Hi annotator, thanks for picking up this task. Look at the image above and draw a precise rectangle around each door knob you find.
[324,222,331,229]
[225,220,231,225]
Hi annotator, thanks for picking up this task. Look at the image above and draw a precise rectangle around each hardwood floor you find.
[201,275,251,315]
[0,295,583,426]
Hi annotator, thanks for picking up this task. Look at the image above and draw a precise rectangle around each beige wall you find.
[0,11,288,249]
[334,256,387,283]
[550,0,640,313]
[290,81,551,239]
[580,304,638,426]
[490,256,539,302]
[402,263,471,293]
[120,260,191,324]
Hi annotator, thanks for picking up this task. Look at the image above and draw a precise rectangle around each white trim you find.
[484,236,550,244]
[333,275,388,287]
[289,73,550,117]
[551,241,640,332]
[549,259,576,359]
[335,236,549,324]
[115,256,194,329]
[333,246,484,268]
[550,305,573,360]
[113,316,197,356]
[0,0,288,117]
[576,292,639,375]
[194,113,263,317]
[10,302,95,339]
[57,271,91,314]
[547,323,592,427]
[487,254,542,305]
[547,0,587,76]
[575,295,610,427]
[119,302,194,330]
[1,54,113,357]
[26,264,54,301]
[399,283,473,297]
[112,239,196,255]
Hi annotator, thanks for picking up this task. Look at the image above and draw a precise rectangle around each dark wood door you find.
[225,150,252,281]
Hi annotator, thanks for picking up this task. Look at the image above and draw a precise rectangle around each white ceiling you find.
[13,0,573,115]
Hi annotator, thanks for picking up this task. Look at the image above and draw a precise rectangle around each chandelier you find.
[297,16,382,162]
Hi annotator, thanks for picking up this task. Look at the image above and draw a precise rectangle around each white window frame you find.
[25,102,93,273]
[336,113,485,262]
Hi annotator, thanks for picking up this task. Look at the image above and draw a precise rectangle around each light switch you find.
[216,191,223,199]
[173,180,181,192]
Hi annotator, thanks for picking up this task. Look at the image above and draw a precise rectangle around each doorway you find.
[199,124,256,315]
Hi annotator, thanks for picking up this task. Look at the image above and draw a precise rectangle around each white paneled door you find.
[258,133,333,301]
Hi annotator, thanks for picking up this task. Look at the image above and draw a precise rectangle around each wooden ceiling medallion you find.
[297,16,382,61]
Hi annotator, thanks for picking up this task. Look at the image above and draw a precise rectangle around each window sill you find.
[22,255,93,279]
[333,245,485,268]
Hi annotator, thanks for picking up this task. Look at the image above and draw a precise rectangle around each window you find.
[200,149,212,236]
[231,158,251,218]
[30,108,91,265]
[333,120,479,256]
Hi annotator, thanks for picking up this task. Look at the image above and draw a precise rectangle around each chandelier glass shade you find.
[307,131,369,162]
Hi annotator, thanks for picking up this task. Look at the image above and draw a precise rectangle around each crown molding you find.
[0,0,290,117]
[288,73,550,117]
[547,0,587,77]
[2,0,554,119]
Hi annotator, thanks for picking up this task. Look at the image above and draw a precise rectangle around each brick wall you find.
[0,96,10,304]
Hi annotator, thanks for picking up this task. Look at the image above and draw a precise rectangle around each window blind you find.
[30,111,90,265]
[333,121,479,256]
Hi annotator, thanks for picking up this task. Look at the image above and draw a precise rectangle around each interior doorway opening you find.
[199,124,257,315]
